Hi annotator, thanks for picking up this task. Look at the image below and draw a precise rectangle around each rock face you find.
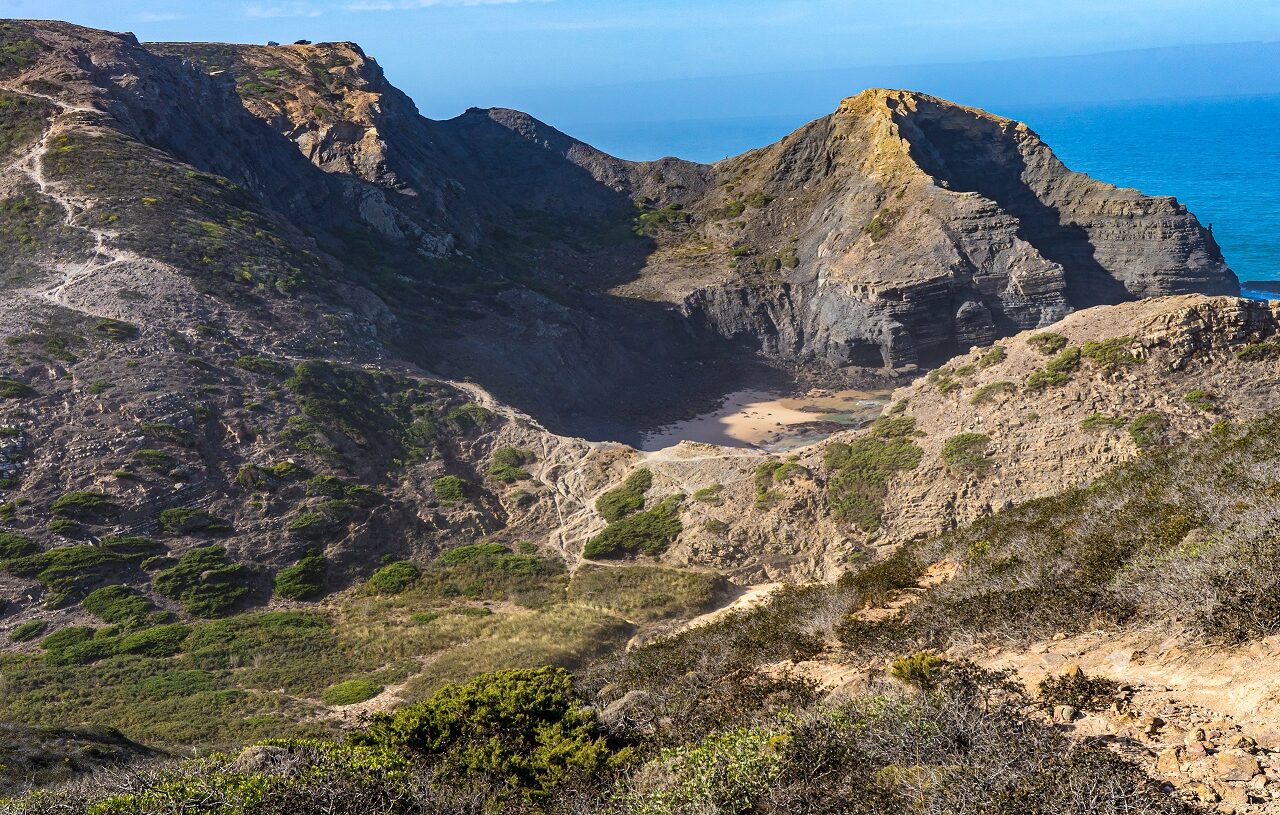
[0,22,1226,433]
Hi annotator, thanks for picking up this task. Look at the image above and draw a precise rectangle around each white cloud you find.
[243,2,324,17]
[344,0,550,11]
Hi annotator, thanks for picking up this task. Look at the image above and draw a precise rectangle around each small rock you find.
[1062,663,1081,678]
[233,745,298,776]
[1217,748,1262,782]
[1187,727,1207,744]
[1156,747,1183,775]
[1053,704,1078,723]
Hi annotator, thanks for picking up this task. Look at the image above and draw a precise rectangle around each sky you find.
[10,1,1280,139]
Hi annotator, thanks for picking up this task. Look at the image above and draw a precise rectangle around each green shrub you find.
[234,354,289,377]
[693,484,724,504]
[942,433,992,474]
[4,538,161,607]
[596,468,653,521]
[1128,413,1166,448]
[1235,341,1280,361]
[1027,332,1068,355]
[1026,346,1081,390]
[1081,413,1127,431]
[10,619,45,642]
[889,652,947,690]
[978,345,1006,367]
[432,475,467,503]
[366,561,420,595]
[159,507,228,535]
[970,381,1015,405]
[354,667,618,796]
[321,678,383,706]
[1082,336,1141,370]
[116,623,192,657]
[0,377,33,399]
[488,448,534,483]
[93,318,137,341]
[274,550,327,601]
[583,496,683,559]
[153,546,248,617]
[50,490,115,519]
[1037,671,1120,712]
[1185,389,1217,412]
[0,531,37,560]
[82,584,152,624]
[823,417,923,531]
[130,448,174,472]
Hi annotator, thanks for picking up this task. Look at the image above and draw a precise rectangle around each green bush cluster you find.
[1080,413,1127,431]
[10,619,46,642]
[3,537,162,607]
[93,318,138,341]
[583,496,683,559]
[39,621,192,665]
[941,432,992,475]
[596,469,653,522]
[82,584,153,624]
[0,531,37,559]
[50,490,116,519]
[234,354,289,377]
[432,475,468,503]
[159,507,229,535]
[1184,389,1217,412]
[355,667,620,797]
[366,561,421,595]
[321,678,382,706]
[0,376,33,399]
[274,550,327,601]
[1128,412,1166,448]
[1026,346,1081,390]
[1235,341,1280,361]
[823,416,923,531]
[489,447,534,483]
[1027,332,1068,355]
[970,380,1015,405]
[153,546,248,617]
[692,484,723,504]
[130,448,174,472]
[1081,336,1141,370]
[978,345,1007,367]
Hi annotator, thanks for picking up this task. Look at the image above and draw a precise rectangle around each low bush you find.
[971,381,1015,405]
[0,377,33,399]
[595,469,652,521]
[81,584,152,624]
[10,619,46,642]
[692,484,723,504]
[153,546,248,617]
[366,561,421,595]
[0,531,37,560]
[1037,670,1121,712]
[1184,389,1217,412]
[274,550,327,600]
[49,490,115,519]
[1081,413,1127,431]
[1128,412,1166,448]
[942,432,992,474]
[432,475,467,503]
[355,667,620,797]
[978,345,1007,367]
[1027,332,1068,355]
[889,652,947,690]
[824,416,923,531]
[1082,336,1141,370]
[116,623,192,657]
[488,447,534,483]
[1026,346,1081,390]
[234,354,289,377]
[159,507,229,535]
[1235,341,1280,361]
[583,495,683,559]
[321,678,383,706]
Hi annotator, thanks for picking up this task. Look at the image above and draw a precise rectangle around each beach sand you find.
[639,388,892,452]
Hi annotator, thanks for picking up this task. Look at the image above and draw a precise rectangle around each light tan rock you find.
[1217,749,1262,782]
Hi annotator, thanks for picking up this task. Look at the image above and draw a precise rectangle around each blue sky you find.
[11,1,1280,124]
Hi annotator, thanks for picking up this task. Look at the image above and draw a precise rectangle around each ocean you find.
[572,93,1280,295]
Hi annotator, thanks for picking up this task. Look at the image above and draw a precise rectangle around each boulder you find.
[1216,748,1262,782]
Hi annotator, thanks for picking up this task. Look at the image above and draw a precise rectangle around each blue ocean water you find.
[573,94,1280,293]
